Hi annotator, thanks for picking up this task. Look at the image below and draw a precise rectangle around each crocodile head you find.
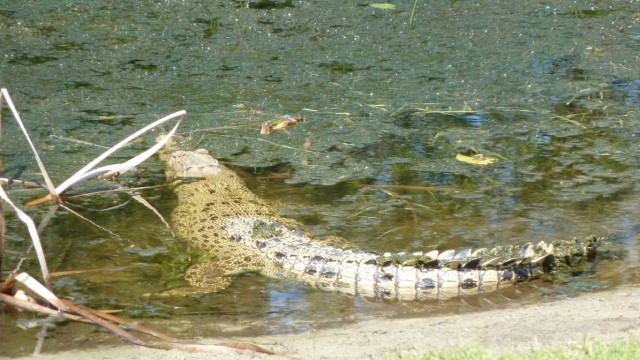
[165,149,223,179]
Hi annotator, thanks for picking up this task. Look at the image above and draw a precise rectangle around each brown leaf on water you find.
[260,122,272,134]
[260,115,303,134]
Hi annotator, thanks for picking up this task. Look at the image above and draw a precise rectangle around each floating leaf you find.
[260,115,303,134]
[370,3,396,10]
[456,153,497,166]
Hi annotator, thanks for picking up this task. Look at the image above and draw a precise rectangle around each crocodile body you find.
[160,148,599,301]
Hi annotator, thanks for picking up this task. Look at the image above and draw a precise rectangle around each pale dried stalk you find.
[0,182,51,288]
[0,89,56,195]
[12,272,275,354]
[0,89,182,285]
[0,90,274,355]
[54,110,185,195]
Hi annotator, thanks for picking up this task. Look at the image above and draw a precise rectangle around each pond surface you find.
[1,0,640,356]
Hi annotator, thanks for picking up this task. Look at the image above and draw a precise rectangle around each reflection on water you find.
[1,0,640,356]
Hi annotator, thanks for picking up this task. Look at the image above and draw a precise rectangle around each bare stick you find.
[59,203,120,238]
[0,292,84,322]
[0,178,42,188]
[10,273,275,354]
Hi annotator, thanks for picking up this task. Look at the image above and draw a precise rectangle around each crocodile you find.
[159,147,601,301]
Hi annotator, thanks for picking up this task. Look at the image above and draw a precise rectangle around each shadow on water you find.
[1,0,640,356]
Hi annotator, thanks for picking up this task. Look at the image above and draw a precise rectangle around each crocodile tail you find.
[365,236,603,301]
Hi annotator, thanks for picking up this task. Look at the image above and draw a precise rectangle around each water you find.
[1,0,639,356]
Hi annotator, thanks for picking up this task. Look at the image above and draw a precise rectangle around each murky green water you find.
[1,0,640,356]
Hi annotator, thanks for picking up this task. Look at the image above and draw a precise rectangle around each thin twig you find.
[0,292,85,323]
[409,0,419,27]
[0,178,42,188]
[376,226,407,240]
[347,206,377,219]
[59,203,121,238]
[7,273,276,354]
[132,194,172,232]
[550,113,588,129]
[62,185,165,199]
[362,184,434,192]
[49,134,111,149]
[50,266,129,277]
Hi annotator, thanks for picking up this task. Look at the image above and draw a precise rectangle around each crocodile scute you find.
[159,147,601,301]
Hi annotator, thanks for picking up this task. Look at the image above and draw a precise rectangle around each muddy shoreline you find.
[13,285,640,360]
